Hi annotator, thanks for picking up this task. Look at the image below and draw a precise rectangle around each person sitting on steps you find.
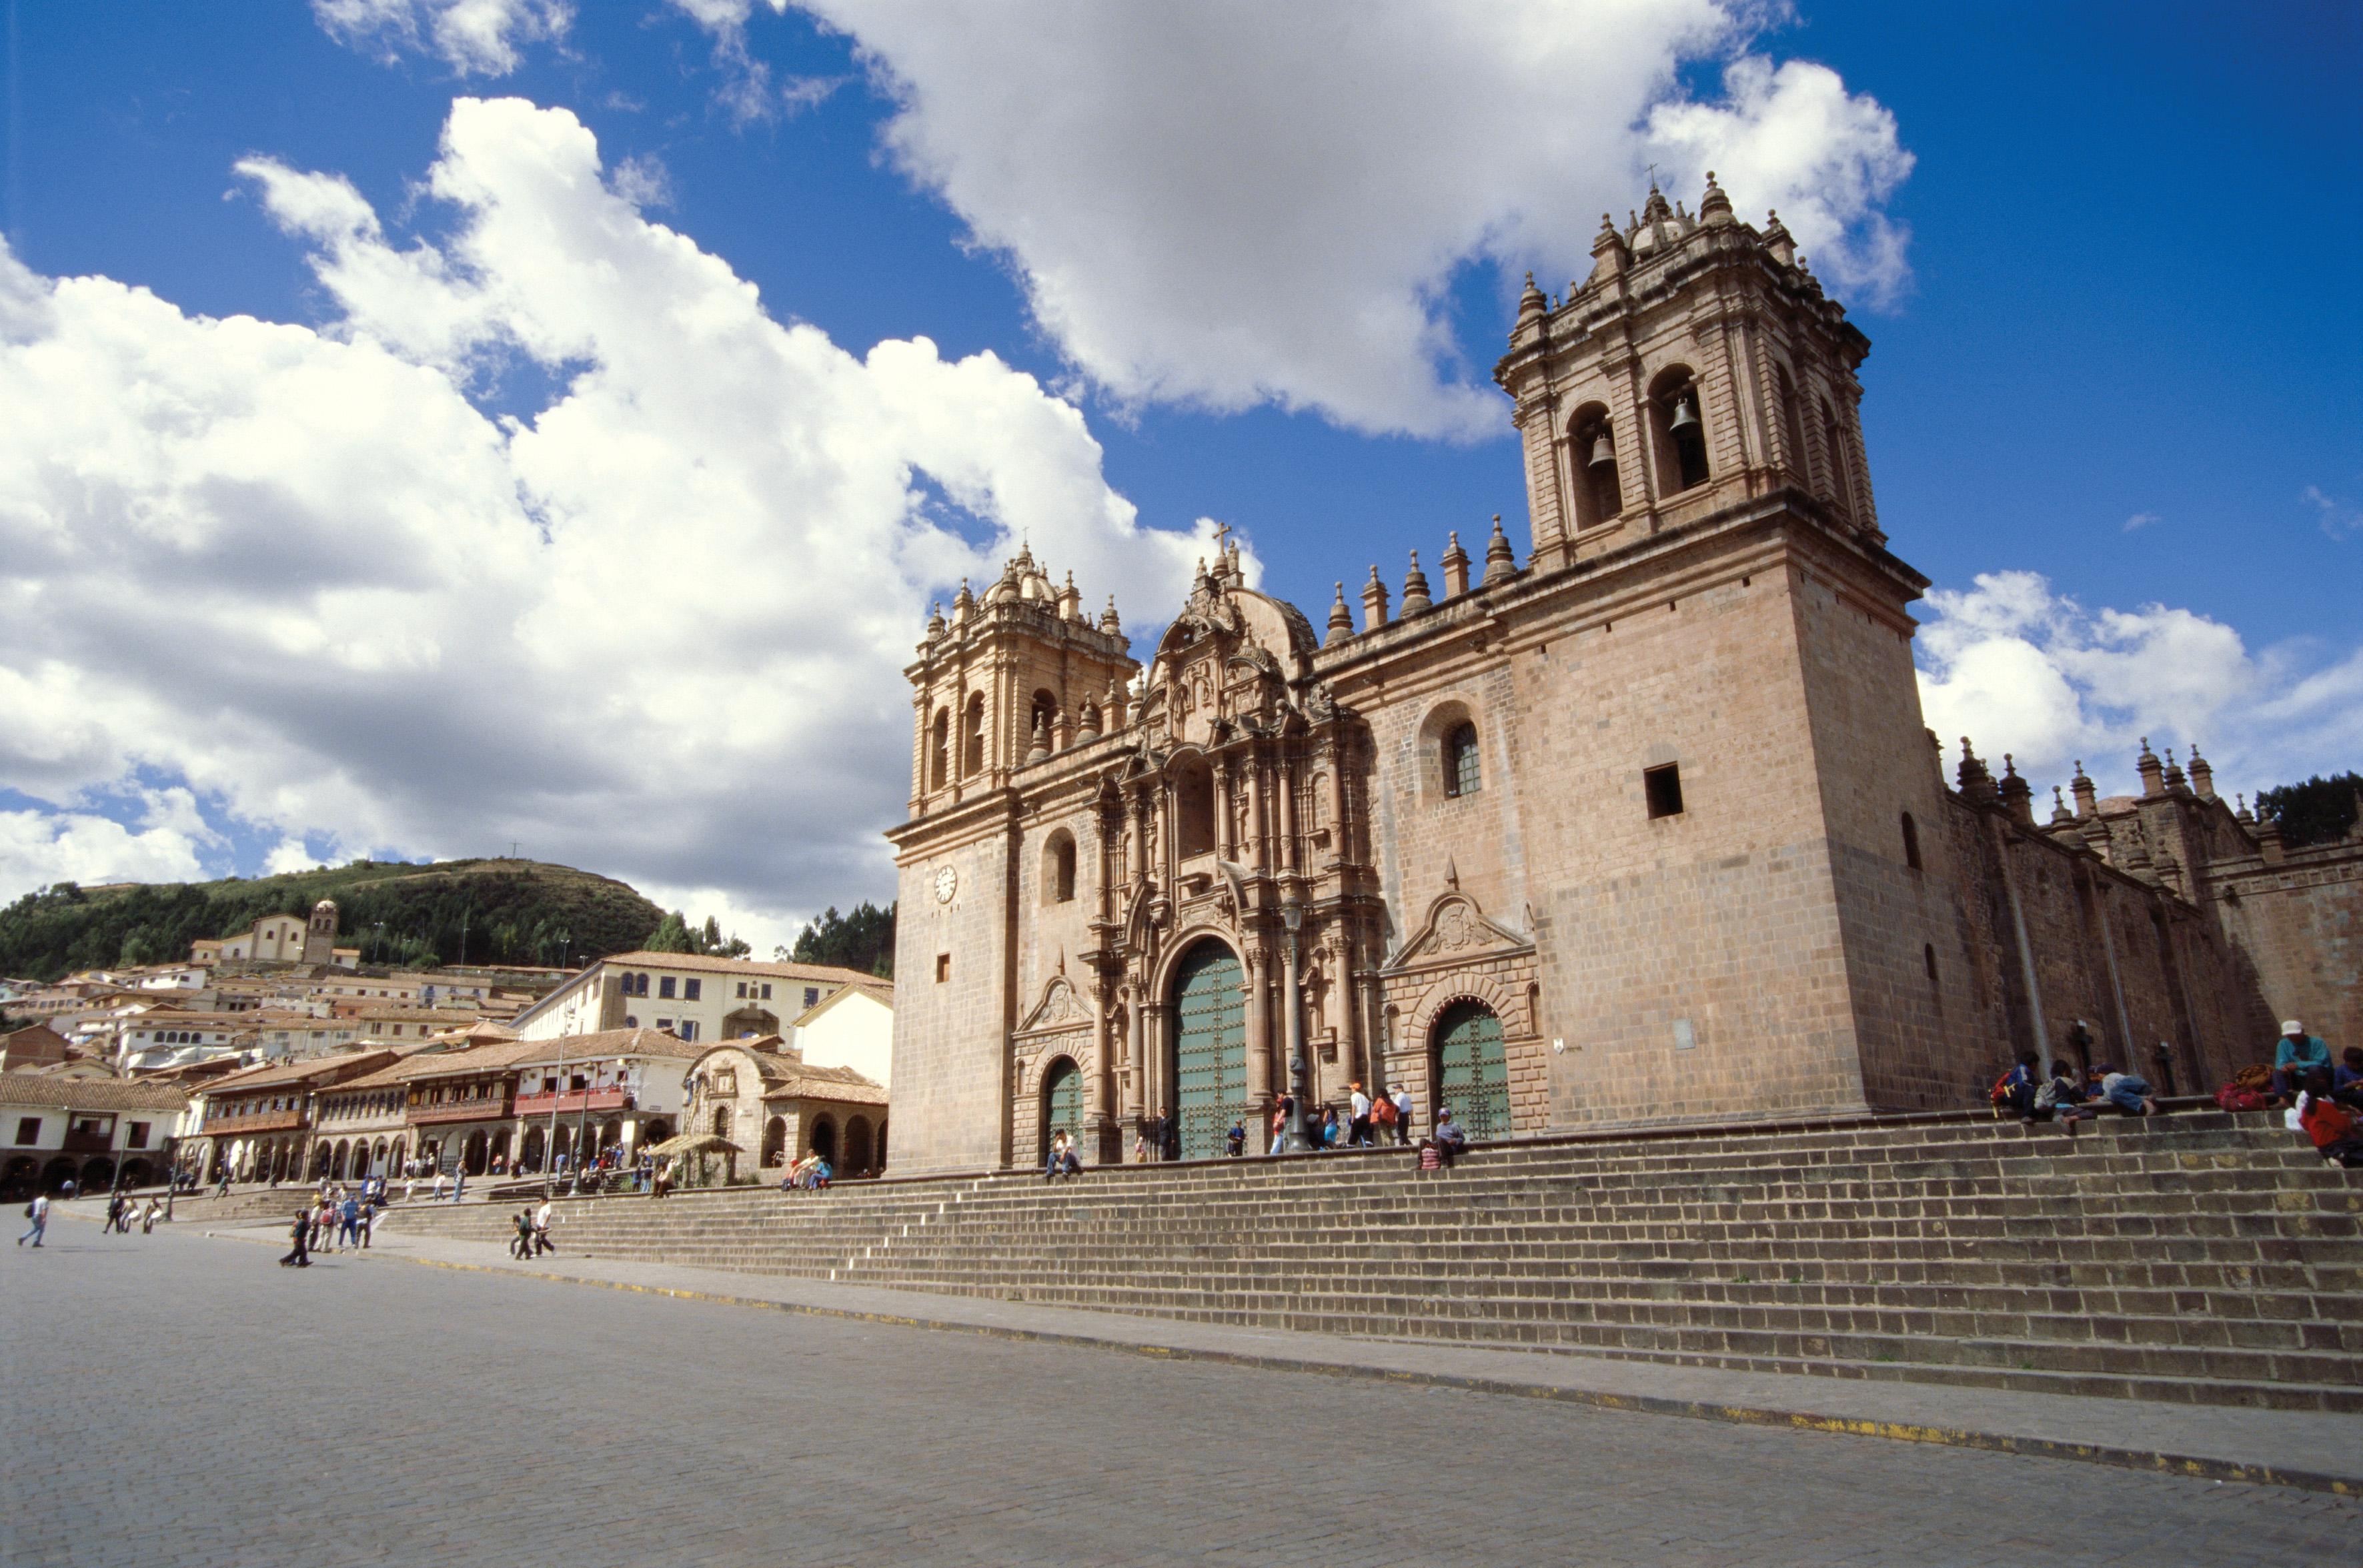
[2296,1070,2363,1167]
[1044,1128,1081,1181]
[2093,1063,2159,1116]
[1423,1106,1467,1170]
[2036,1061,2088,1133]
[1994,1052,2040,1122]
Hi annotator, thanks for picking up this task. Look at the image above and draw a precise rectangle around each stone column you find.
[1243,942,1272,1110]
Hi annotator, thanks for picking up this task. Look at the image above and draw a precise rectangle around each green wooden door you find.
[1172,941,1247,1160]
[1042,1057,1082,1151]
[1435,1001,1510,1140]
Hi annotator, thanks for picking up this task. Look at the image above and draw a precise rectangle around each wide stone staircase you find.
[387,1108,2362,1412]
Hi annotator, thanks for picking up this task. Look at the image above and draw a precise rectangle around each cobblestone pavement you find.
[4,1229,2357,1567]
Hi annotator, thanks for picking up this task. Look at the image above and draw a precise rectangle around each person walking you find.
[17,1191,49,1248]
[339,1195,361,1249]
[450,1166,466,1203]
[532,1197,556,1255]
[1391,1085,1413,1146]
[141,1197,161,1234]
[1349,1082,1373,1147]
[510,1209,535,1260]
[278,1207,313,1268]
[431,1169,448,1203]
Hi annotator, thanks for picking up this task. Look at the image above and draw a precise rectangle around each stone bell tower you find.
[890,546,1138,1172]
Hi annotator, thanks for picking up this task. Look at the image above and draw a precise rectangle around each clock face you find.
[933,864,958,904]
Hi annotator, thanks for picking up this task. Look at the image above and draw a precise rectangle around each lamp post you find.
[542,1035,566,1201]
[1281,892,1313,1153]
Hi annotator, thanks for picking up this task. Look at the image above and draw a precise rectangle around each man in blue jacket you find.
[2274,1020,2330,1100]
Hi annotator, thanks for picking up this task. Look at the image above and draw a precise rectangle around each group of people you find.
[277,1183,383,1267]
[1994,1054,2160,1130]
[1050,1083,1475,1179]
[778,1152,834,1192]
[508,1199,557,1259]
[99,1191,166,1235]
[2268,1021,2363,1168]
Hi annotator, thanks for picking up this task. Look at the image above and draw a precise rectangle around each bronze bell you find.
[1667,396,1700,434]
[1587,432,1615,469]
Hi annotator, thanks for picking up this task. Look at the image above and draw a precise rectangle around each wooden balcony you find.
[512,1088,633,1117]
[409,1099,512,1126]
[201,1108,307,1134]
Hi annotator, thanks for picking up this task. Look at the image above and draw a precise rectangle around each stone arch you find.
[844,1114,874,1174]
[1416,696,1486,806]
[928,705,950,791]
[5,1154,40,1197]
[81,1156,117,1191]
[462,1130,489,1176]
[1166,936,1247,1161]
[1038,1054,1083,1158]
[762,1115,788,1166]
[119,1158,152,1189]
[1042,828,1078,904]
[808,1113,836,1165]
[521,1126,546,1171]
[309,1143,332,1181]
[41,1156,78,1192]
[1564,398,1623,528]
[1169,750,1217,860]
[1647,362,1709,494]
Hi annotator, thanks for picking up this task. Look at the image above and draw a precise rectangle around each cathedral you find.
[884,177,2359,1175]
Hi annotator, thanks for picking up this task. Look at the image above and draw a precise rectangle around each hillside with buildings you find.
[0,859,665,982]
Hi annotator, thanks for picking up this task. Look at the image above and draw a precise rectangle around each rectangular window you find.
[659,976,677,1000]
[736,982,747,998]
[679,1020,699,1042]
[656,1018,673,1032]
[804,986,820,1010]
[935,954,950,983]
[684,978,701,1001]
[1645,763,1685,820]
[760,984,772,1000]
[12,1116,37,1146]
[127,1122,150,1148]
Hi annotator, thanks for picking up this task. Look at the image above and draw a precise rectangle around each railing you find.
[408,1100,512,1125]
[60,1129,115,1154]
[512,1088,633,1116]
[199,1108,307,1134]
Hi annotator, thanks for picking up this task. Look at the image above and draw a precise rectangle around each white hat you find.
[2280,1020,2304,1035]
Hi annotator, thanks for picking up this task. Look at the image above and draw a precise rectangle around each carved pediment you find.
[1016,974,1091,1036]
[1387,890,1532,971]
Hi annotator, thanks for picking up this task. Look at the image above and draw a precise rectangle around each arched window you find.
[762,1116,787,1165]
[962,693,986,776]
[1043,830,1077,904]
[1030,689,1059,754]
[1570,406,1621,528]
[928,708,949,791]
[1443,722,1481,798]
[712,1106,731,1140]
[1651,369,1711,493]
[1820,397,1856,519]
[1775,365,1809,482]
[1901,811,1923,871]
[1172,756,1216,860]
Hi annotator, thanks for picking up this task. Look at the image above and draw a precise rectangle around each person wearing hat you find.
[2273,1021,2330,1102]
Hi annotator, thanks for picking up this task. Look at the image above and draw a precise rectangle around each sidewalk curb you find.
[205,1229,2356,1499]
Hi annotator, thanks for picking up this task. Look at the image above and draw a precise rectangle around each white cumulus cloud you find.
[312,0,572,77]
[1915,570,2363,807]
[728,0,1915,437]
[0,790,219,897]
[0,97,1210,924]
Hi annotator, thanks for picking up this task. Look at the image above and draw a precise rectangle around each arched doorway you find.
[3,1155,37,1197]
[762,1116,787,1166]
[641,1119,672,1146]
[1170,939,1246,1160]
[463,1130,488,1175]
[81,1156,116,1192]
[521,1127,545,1172]
[309,1144,332,1181]
[43,1156,77,1192]
[844,1115,873,1174]
[1432,1000,1510,1141]
[809,1114,836,1166]
[1038,1056,1082,1160]
[119,1158,152,1189]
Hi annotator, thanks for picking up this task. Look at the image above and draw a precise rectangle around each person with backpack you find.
[1371,1087,1399,1145]
[1991,1052,2041,1122]
[18,1191,49,1248]
[1225,1120,1246,1158]
[510,1209,535,1260]
[2297,1072,2363,1167]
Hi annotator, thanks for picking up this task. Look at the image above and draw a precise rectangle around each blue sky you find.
[1,1,2356,950]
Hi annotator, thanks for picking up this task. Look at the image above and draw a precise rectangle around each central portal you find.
[1170,938,1246,1160]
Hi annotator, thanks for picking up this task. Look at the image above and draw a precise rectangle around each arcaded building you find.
[884,177,2357,1175]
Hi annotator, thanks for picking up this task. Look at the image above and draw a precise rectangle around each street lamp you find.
[1280,892,1313,1153]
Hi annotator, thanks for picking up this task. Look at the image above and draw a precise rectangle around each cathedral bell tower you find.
[1496,173,1879,572]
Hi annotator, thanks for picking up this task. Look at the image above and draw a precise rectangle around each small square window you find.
[684,978,702,1001]
[804,987,820,1010]
[1644,763,1685,820]
[12,1116,38,1146]
[935,954,951,984]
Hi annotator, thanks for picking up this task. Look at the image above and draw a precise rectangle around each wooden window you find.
[1443,723,1481,798]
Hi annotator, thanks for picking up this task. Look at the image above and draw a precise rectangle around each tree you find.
[790,900,896,978]
[2256,772,2363,849]
[644,911,696,953]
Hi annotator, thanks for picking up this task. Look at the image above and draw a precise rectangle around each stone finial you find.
[1444,854,1460,891]
[1104,675,1127,732]
[951,578,974,628]
[2136,736,2164,798]
[2234,792,2252,822]
[2121,823,2156,875]
[1481,514,1518,586]
[924,602,946,641]
[1325,582,1355,646]
[1998,754,2036,826]
[1360,564,1391,631]
[2050,785,2076,828]
[2162,746,2188,794]
[1518,270,1547,318]
[2070,759,2098,818]
[1587,212,1627,284]
[1059,570,1082,622]
[2255,804,2285,864]
[1440,531,1471,599]
[2186,744,2215,800]
[1076,700,1101,738]
[1699,169,1733,223]
[1400,550,1433,616]
[1956,738,1997,803]
[1026,712,1050,765]
[1761,207,1795,265]
[1099,595,1121,636]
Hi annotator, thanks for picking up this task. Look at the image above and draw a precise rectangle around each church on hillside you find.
[883,176,2361,1175]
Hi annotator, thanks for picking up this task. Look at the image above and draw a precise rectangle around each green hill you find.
[0,859,666,982]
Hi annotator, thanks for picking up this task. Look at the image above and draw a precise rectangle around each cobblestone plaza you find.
[4,1225,2356,1567]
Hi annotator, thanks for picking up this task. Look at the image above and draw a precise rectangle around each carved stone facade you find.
[883,177,2352,1174]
